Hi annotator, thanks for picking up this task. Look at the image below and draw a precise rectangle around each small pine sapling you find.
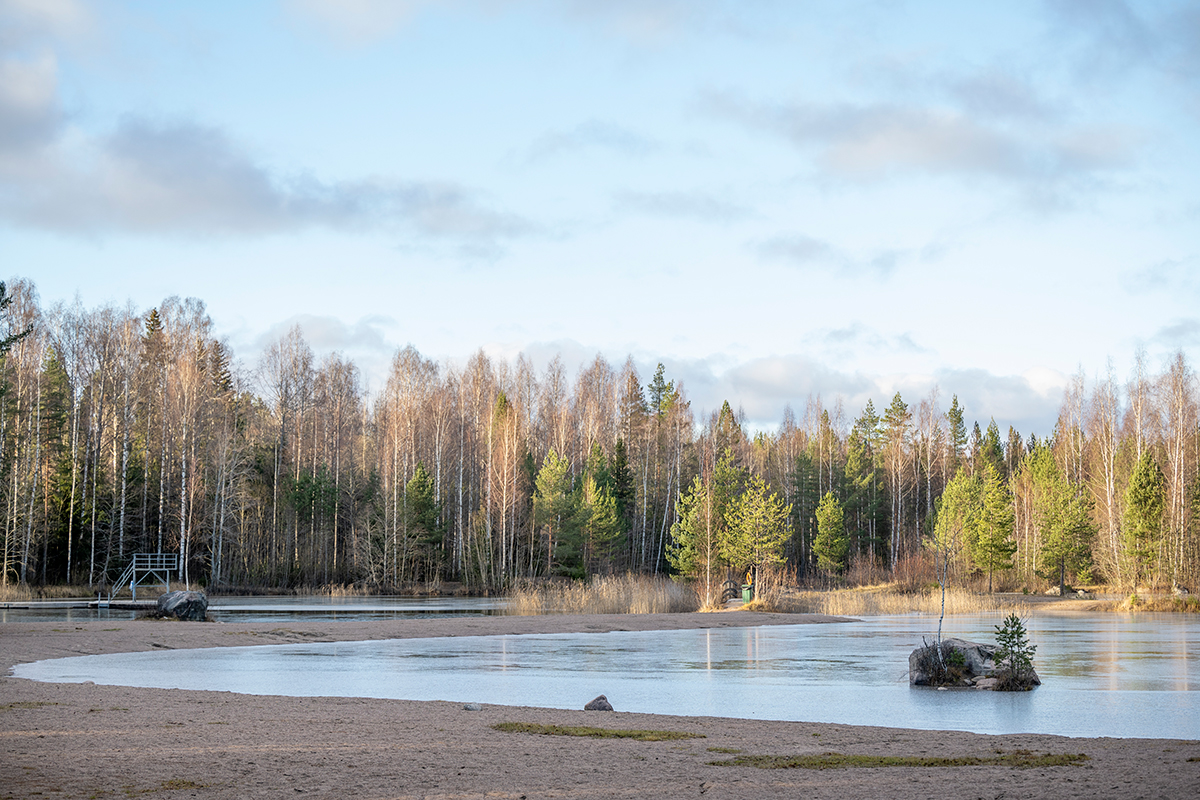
[993,613,1037,691]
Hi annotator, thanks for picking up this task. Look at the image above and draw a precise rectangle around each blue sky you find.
[4,0,1198,435]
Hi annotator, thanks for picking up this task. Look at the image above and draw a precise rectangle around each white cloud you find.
[0,116,532,252]
[0,0,93,48]
[0,51,59,153]
[704,91,1138,190]
[253,314,396,354]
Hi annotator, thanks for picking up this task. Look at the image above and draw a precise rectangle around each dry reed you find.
[0,584,94,602]
[1119,593,1200,613]
[754,584,1024,616]
[503,574,700,615]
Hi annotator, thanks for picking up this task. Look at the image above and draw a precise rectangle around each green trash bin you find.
[742,584,753,602]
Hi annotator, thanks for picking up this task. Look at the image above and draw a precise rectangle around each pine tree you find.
[722,474,791,581]
[667,450,743,603]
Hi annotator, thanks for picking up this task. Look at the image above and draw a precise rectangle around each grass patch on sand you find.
[2,701,60,710]
[709,749,1089,770]
[502,574,699,615]
[494,722,704,741]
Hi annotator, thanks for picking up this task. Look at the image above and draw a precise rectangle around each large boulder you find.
[584,695,613,711]
[156,590,208,621]
[909,637,1039,690]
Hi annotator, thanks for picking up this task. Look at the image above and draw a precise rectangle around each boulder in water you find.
[156,590,208,621]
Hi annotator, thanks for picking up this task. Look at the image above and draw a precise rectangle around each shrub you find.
[992,613,1037,691]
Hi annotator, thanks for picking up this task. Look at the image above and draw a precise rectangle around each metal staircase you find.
[102,553,179,604]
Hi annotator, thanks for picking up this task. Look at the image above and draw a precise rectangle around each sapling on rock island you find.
[992,613,1038,691]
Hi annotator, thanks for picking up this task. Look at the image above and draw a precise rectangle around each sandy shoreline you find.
[2,612,1197,799]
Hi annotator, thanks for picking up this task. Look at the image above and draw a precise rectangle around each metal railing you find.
[103,553,179,603]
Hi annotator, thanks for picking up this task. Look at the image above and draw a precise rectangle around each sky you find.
[3,0,1199,437]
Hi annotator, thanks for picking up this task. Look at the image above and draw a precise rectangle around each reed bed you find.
[1119,593,1200,613]
[0,584,94,602]
[503,574,700,615]
[755,585,1024,617]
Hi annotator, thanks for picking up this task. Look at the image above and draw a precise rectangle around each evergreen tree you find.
[667,450,743,602]
[1123,450,1165,586]
[973,462,1016,593]
[404,462,444,576]
[722,474,791,581]
[533,449,575,575]
[813,491,848,575]
[980,419,1005,477]
[946,395,968,477]
[608,438,636,530]
[572,470,623,576]
[714,400,743,459]
[931,468,981,583]
[968,422,983,473]
[647,363,673,418]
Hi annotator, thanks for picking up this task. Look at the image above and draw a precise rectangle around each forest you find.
[1,277,1197,595]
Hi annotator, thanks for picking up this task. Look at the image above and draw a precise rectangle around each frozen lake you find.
[0,595,505,623]
[13,612,1198,739]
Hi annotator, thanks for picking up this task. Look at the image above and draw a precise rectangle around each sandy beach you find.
[2,611,1197,799]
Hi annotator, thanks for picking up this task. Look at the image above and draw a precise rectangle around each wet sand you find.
[2,611,1197,799]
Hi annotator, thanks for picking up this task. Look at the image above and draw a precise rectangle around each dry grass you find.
[751,584,1024,617]
[1119,593,1200,613]
[0,583,94,602]
[502,574,700,615]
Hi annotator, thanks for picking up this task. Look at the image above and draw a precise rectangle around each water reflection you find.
[12,612,1198,740]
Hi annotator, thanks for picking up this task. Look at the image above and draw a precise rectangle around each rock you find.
[1172,582,1190,597]
[909,637,1040,690]
[909,637,997,686]
[156,590,208,621]
[463,703,482,711]
[1045,586,1062,596]
[584,695,613,711]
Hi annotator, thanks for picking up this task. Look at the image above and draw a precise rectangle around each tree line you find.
[1,278,1197,594]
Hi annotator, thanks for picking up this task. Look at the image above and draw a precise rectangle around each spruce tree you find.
[1123,451,1165,587]
[813,492,848,575]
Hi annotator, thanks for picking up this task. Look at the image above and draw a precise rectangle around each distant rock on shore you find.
[584,694,613,711]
